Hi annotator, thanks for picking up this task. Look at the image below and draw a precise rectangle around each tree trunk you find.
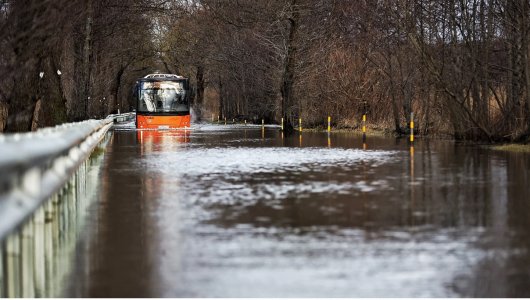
[390,89,402,134]
[195,65,205,121]
[505,0,524,135]
[521,0,530,137]
[30,99,42,131]
[113,65,126,114]
[519,48,530,141]
[387,59,402,134]
[280,0,299,133]
[0,102,8,132]
[50,57,67,124]
[218,78,224,120]
[82,0,93,119]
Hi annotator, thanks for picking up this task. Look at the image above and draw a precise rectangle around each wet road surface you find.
[65,123,530,297]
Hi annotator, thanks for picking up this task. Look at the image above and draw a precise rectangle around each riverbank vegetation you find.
[3,1,530,143]
[493,144,530,153]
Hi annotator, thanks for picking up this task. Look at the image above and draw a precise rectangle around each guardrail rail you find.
[0,115,137,297]
[107,112,135,123]
[0,119,114,241]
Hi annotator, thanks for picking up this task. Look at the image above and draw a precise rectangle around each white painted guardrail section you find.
[0,119,113,240]
[107,112,135,123]
[0,114,131,297]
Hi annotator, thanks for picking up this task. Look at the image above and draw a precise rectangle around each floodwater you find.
[62,123,530,297]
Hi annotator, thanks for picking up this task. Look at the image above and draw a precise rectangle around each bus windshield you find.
[138,81,188,113]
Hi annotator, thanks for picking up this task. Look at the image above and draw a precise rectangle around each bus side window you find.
[142,91,156,112]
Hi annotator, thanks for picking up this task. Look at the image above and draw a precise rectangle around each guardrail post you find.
[44,213,53,297]
[33,207,45,297]
[44,195,56,223]
[6,234,21,298]
[21,221,35,297]
[0,245,4,297]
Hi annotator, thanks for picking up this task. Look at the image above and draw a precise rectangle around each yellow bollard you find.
[328,116,331,133]
[327,133,331,148]
[362,113,367,143]
[299,118,302,132]
[362,114,366,134]
[281,117,284,131]
[410,112,414,144]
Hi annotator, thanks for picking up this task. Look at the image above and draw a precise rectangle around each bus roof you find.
[143,74,185,80]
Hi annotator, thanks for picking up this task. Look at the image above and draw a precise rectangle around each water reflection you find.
[141,129,530,296]
[137,129,190,154]
[15,125,530,297]
[453,150,530,297]
[65,130,193,297]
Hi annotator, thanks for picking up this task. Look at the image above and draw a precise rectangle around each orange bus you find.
[135,74,191,129]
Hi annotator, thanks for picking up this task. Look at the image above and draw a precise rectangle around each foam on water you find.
[143,146,396,177]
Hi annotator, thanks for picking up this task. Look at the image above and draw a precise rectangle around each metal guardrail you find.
[0,118,114,241]
[107,112,135,123]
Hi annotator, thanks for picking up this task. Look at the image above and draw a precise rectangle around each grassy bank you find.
[300,127,391,137]
[492,144,530,153]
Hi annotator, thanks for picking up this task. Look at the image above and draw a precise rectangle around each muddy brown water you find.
[29,124,530,297]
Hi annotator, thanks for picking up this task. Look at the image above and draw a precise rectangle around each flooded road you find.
[66,124,530,297]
